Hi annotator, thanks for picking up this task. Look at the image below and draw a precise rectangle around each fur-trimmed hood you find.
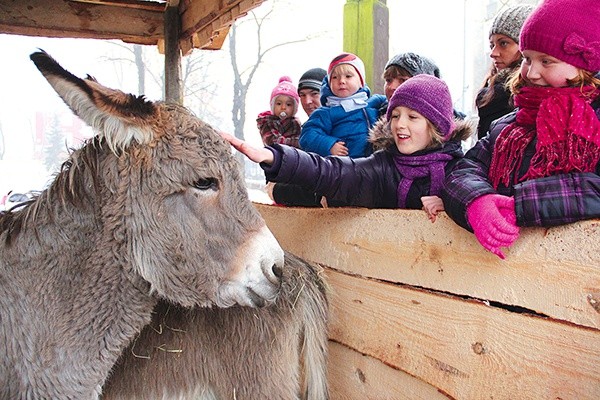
[368,117,474,152]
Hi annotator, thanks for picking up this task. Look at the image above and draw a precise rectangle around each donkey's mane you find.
[0,136,107,244]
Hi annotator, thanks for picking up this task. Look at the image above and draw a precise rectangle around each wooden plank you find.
[328,341,450,400]
[326,268,600,400]
[256,204,600,330]
[179,0,262,43]
[0,0,164,44]
[70,0,166,12]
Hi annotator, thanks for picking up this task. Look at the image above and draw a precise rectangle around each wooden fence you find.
[255,204,600,400]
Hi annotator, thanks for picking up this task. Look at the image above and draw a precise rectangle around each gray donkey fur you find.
[0,51,328,400]
[102,252,329,400]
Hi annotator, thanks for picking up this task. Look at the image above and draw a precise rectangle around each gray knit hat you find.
[298,67,326,92]
[384,52,440,78]
[489,4,535,43]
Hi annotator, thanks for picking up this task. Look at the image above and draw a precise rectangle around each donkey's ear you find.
[30,50,158,153]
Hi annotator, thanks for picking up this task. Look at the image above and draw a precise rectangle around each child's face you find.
[389,106,433,155]
[520,49,579,87]
[489,34,521,70]
[329,65,362,98]
[272,95,296,119]
[384,75,410,100]
[299,88,321,116]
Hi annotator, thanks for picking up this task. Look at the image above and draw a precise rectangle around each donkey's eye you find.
[192,178,218,191]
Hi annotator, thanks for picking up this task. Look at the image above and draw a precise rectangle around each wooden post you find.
[343,0,389,95]
[164,5,183,104]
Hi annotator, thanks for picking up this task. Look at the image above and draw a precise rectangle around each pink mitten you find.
[466,194,520,259]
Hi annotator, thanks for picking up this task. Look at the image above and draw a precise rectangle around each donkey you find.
[0,51,328,399]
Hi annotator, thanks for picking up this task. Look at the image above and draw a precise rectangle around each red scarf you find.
[489,86,600,189]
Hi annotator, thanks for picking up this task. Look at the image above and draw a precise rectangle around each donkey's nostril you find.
[272,263,283,279]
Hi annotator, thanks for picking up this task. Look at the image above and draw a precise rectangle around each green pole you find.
[343,0,389,94]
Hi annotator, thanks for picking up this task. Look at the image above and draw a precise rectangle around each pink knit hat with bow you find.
[520,0,600,72]
[270,76,300,116]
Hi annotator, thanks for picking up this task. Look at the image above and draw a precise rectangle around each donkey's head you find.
[30,50,284,308]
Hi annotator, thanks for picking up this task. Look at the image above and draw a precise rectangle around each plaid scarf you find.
[489,85,600,189]
[257,112,302,148]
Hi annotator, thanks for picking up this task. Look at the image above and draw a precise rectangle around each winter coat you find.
[256,111,302,148]
[298,80,386,158]
[442,101,600,230]
[475,67,516,139]
[264,121,471,209]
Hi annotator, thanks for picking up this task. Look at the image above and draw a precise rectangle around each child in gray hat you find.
[476,4,534,139]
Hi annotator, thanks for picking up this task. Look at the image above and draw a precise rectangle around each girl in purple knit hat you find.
[442,0,600,259]
[224,74,472,222]
[257,76,302,148]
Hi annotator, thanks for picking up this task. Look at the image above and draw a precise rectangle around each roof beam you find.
[0,0,165,45]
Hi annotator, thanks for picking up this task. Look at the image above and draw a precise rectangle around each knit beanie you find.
[386,74,455,137]
[270,76,300,116]
[384,52,441,78]
[328,53,366,87]
[489,4,534,44]
[520,0,600,72]
[298,67,327,92]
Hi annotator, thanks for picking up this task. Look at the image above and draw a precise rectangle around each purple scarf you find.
[393,152,453,208]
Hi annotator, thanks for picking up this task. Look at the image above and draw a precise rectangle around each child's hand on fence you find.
[221,132,274,165]
[466,194,520,259]
[421,195,444,223]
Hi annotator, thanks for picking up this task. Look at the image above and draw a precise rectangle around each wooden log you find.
[328,341,449,400]
[326,268,600,400]
[256,204,600,330]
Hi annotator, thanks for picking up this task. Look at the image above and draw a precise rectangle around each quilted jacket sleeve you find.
[298,109,337,156]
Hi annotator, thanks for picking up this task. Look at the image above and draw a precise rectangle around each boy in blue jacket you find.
[299,53,386,158]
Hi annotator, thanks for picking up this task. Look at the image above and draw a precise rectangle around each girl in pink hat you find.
[443,0,600,259]
[257,76,302,148]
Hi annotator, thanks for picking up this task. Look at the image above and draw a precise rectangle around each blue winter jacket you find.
[299,79,386,158]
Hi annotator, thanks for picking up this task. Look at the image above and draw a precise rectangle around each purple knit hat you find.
[328,53,366,87]
[520,0,600,72]
[386,74,455,137]
[270,76,300,115]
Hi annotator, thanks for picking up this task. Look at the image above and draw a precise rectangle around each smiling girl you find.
[442,0,600,259]
[224,74,472,222]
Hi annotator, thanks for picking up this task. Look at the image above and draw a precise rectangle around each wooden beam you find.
[256,205,600,330]
[326,268,600,399]
[70,0,166,12]
[164,4,182,104]
[179,0,263,49]
[0,0,164,45]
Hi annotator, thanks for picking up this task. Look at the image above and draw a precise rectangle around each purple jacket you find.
[261,138,465,210]
[442,106,600,230]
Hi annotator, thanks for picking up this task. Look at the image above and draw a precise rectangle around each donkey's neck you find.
[1,194,158,397]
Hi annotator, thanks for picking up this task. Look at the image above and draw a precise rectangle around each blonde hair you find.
[425,119,446,150]
[331,64,360,81]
